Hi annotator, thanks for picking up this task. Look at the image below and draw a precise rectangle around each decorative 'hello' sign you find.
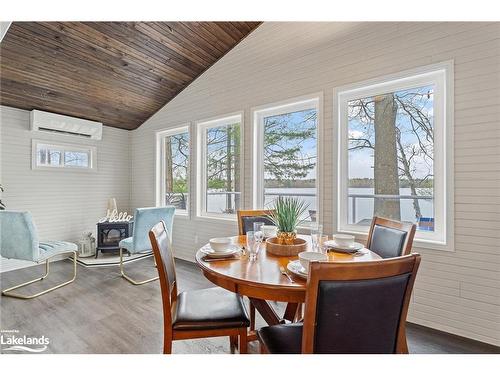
[98,209,133,223]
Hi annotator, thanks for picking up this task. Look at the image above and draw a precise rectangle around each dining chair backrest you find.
[237,209,275,235]
[0,211,39,261]
[302,254,421,354]
[131,206,175,253]
[366,216,416,258]
[149,221,178,329]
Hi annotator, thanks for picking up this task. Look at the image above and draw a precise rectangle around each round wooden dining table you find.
[195,235,381,337]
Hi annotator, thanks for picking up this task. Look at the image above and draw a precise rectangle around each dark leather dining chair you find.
[149,221,250,354]
[237,209,275,235]
[366,216,417,258]
[257,254,421,354]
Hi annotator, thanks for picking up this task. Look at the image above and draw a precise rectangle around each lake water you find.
[207,187,434,225]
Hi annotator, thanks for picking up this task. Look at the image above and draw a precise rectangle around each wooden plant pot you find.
[266,237,307,257]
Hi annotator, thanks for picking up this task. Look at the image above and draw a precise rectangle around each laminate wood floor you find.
[1,257,498,354]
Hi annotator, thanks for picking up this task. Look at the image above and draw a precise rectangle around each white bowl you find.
[261,225,277,238]
[333,234,355,247]
[298,251,328,272]
[209,237,232,252]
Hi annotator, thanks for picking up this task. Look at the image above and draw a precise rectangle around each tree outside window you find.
[205,123,241,214]
[347,85,435,231]
[163,132,189,210]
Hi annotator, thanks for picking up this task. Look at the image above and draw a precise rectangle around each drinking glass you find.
[319,235,329,254]
[310,224,323,252]
[246,230,259,260]
[253,222,265,243]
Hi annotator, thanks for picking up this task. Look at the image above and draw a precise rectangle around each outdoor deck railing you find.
[348,193,433,224]
[167,191,434,225]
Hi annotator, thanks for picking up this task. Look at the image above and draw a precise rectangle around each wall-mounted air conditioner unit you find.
[30,110,103,140]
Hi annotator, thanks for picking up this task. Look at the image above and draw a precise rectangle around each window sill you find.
[33,166,97,173]
[195,214,238,223]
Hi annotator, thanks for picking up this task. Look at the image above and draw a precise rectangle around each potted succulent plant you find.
[267,196,309,245]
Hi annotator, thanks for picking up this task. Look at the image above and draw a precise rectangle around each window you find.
[196,114,242,218]
[32,140,96,170]
[336,62,453,247]
[253,96,320,223]
[156,126,190,214]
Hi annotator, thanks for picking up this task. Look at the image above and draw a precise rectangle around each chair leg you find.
[238,328,248,354]
[229,335,238,354]
[2,251,77,299]
[163,338,173,354]
[295,303,303,322]
[259,342,268,354]
[119,248,159,285]
[398,332,409,354]
[250,301,256,331]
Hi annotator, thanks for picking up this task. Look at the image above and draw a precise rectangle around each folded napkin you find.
[323,246,359,254]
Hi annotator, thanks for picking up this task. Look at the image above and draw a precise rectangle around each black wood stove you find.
[95,221,134,258]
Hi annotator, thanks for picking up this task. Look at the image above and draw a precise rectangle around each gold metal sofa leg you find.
[2,251,78,299]
[119,247,159,285]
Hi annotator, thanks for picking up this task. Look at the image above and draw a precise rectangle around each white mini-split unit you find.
[30,110,103,140]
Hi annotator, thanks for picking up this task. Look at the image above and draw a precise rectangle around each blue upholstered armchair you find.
[118,206,175,285]
[0,211,78,299]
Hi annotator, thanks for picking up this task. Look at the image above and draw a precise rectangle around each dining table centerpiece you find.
[265,197,309,256]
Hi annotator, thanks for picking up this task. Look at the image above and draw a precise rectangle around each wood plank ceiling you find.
[0,22,261,130]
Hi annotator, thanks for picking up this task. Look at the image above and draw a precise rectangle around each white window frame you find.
[196,112,244,220]
[252,94,323,225]
[335,61,454,250]
[32,139,97,171]
[155,124,191,216]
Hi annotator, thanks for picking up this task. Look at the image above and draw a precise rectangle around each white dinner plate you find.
[287,260,308,278]
[323,240,364,253]
[200,244,241,258]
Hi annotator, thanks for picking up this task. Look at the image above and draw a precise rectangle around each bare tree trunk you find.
[225,126,233,213]
[40,150,47,164]
[165,137,174,199]
[234,126,241,211]
[374,94,401,220]
[397,133,422,220]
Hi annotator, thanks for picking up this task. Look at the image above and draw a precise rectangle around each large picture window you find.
[197,114,242,218]
[253,96,320,222]
[156,126,190,214]
[336,63,453,246]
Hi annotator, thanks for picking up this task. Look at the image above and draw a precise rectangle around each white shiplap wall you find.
[0,106,131,242]
[130,22,500,346]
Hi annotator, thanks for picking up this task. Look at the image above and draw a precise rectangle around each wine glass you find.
[310,224,323,252]
[319,235,328,254]
[253,222,265,243]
